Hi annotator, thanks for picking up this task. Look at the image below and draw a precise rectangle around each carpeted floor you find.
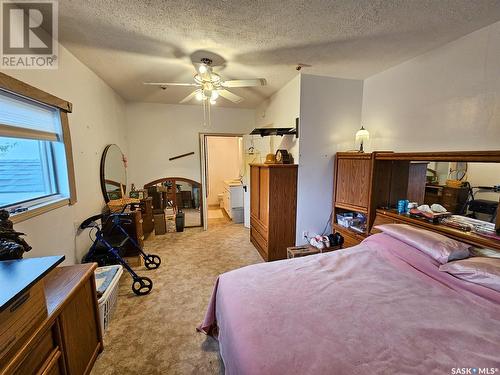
[91,218,262,375]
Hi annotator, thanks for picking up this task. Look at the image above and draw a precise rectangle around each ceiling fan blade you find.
[179,90,200,104]
[143,82,199,87]
[218,89,244,103]
[222,79,267,88]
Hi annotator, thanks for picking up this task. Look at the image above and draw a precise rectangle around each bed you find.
[198,231,500,374]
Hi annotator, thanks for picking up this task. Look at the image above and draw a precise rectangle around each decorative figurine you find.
[0,209,32,260]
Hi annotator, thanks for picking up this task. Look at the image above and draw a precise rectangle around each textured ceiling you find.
[58,0,500,108]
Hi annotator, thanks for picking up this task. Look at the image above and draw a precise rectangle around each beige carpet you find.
[91,220,262,375]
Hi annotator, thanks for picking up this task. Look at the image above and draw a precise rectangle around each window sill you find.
[10,198,70,224]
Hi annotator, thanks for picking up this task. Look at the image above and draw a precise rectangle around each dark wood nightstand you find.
[287,245,341,259]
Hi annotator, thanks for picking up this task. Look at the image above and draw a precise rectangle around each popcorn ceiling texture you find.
[58,0,500,107]
[91,218,262,374]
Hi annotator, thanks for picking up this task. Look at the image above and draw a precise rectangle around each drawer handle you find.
[10,292,29,312]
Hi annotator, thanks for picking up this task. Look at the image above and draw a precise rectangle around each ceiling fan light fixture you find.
[195,91,204,101]
[210,99,216,105]
[198,64,208,74]
[211,91,219,100]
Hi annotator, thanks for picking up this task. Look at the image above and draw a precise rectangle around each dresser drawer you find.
[0,281,48,363]
[40,349,63,375]
[251,227,268,255]
[6,324,59,375]
[250,218,268,240]
[334,226,365,249]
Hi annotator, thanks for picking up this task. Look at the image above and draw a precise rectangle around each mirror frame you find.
[100,144,127,203]
[144,177,203,228]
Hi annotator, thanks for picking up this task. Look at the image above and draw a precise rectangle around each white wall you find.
[1,44,128,264]
[241,75,301,228]
[125,102,254,188]
[361,20,500,153]
[206,136,240,206]
[253,75,300,161]
[296,74,364,244]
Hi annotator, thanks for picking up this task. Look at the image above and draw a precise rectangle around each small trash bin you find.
[176,210,185,232]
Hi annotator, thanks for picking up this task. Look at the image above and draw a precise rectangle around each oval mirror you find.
[100,144,127,202]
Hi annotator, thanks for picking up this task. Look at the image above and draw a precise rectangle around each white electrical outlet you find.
[302,231,309,239]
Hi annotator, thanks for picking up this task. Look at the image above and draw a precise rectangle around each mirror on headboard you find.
[424,162,500,221]
[100,144,127,202]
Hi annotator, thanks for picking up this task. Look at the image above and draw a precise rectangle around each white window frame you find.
[0,72,76,223]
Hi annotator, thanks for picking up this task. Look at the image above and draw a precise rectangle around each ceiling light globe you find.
[210,99,216,105]
[199,64,208,74]
[212,91,219,100]
[195,91,203,101]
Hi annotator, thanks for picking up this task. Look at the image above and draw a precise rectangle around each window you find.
[0,87,73,218]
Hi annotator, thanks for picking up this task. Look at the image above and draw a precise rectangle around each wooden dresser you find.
[250,164,298,261]
[1,257,102,375]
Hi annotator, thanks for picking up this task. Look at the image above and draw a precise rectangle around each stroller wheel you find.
[144,254,161,270]
[132,276,153,296]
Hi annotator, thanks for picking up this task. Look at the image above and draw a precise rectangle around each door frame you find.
[199,133,244,230]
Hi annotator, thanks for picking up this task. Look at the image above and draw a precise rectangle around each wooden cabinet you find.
[250,164,298,261]
[441,186,468,213]
[332,153,375,248]
[335,156,372,210]
[140,197,154,237]
[1,261,102,375]
[332,152,428,245]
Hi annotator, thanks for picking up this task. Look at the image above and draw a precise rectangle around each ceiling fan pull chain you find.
[208,99,211,128]
[202,99,207,128]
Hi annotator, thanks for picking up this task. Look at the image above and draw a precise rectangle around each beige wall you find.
[361,20,500,153]
[206,136,241,206]
[253,75,300,162]
[296,74,364,243]
[124,102,254,188]
[1,44,128,264]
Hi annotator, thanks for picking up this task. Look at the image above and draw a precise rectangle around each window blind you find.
[0,89,61,141]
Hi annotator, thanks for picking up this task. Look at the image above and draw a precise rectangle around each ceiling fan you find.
[143,57,267,105]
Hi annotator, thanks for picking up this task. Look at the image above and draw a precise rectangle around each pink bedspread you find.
[198,233,500,375]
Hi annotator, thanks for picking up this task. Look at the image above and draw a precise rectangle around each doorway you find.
[200,134,243,229]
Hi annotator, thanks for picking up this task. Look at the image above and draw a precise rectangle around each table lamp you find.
[355,126,369,153]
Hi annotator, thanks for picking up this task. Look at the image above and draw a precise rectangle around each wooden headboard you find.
[371,209,500,252]
[144,177,201,188]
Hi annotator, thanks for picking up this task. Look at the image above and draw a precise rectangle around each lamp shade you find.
[355,126,369,142]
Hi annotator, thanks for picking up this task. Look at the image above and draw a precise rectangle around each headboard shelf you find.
[375,150,500,162]
[372,209,500,251]
[332,150,500,249]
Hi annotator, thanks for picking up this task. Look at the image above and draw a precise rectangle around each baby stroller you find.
[80,206,161,295]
